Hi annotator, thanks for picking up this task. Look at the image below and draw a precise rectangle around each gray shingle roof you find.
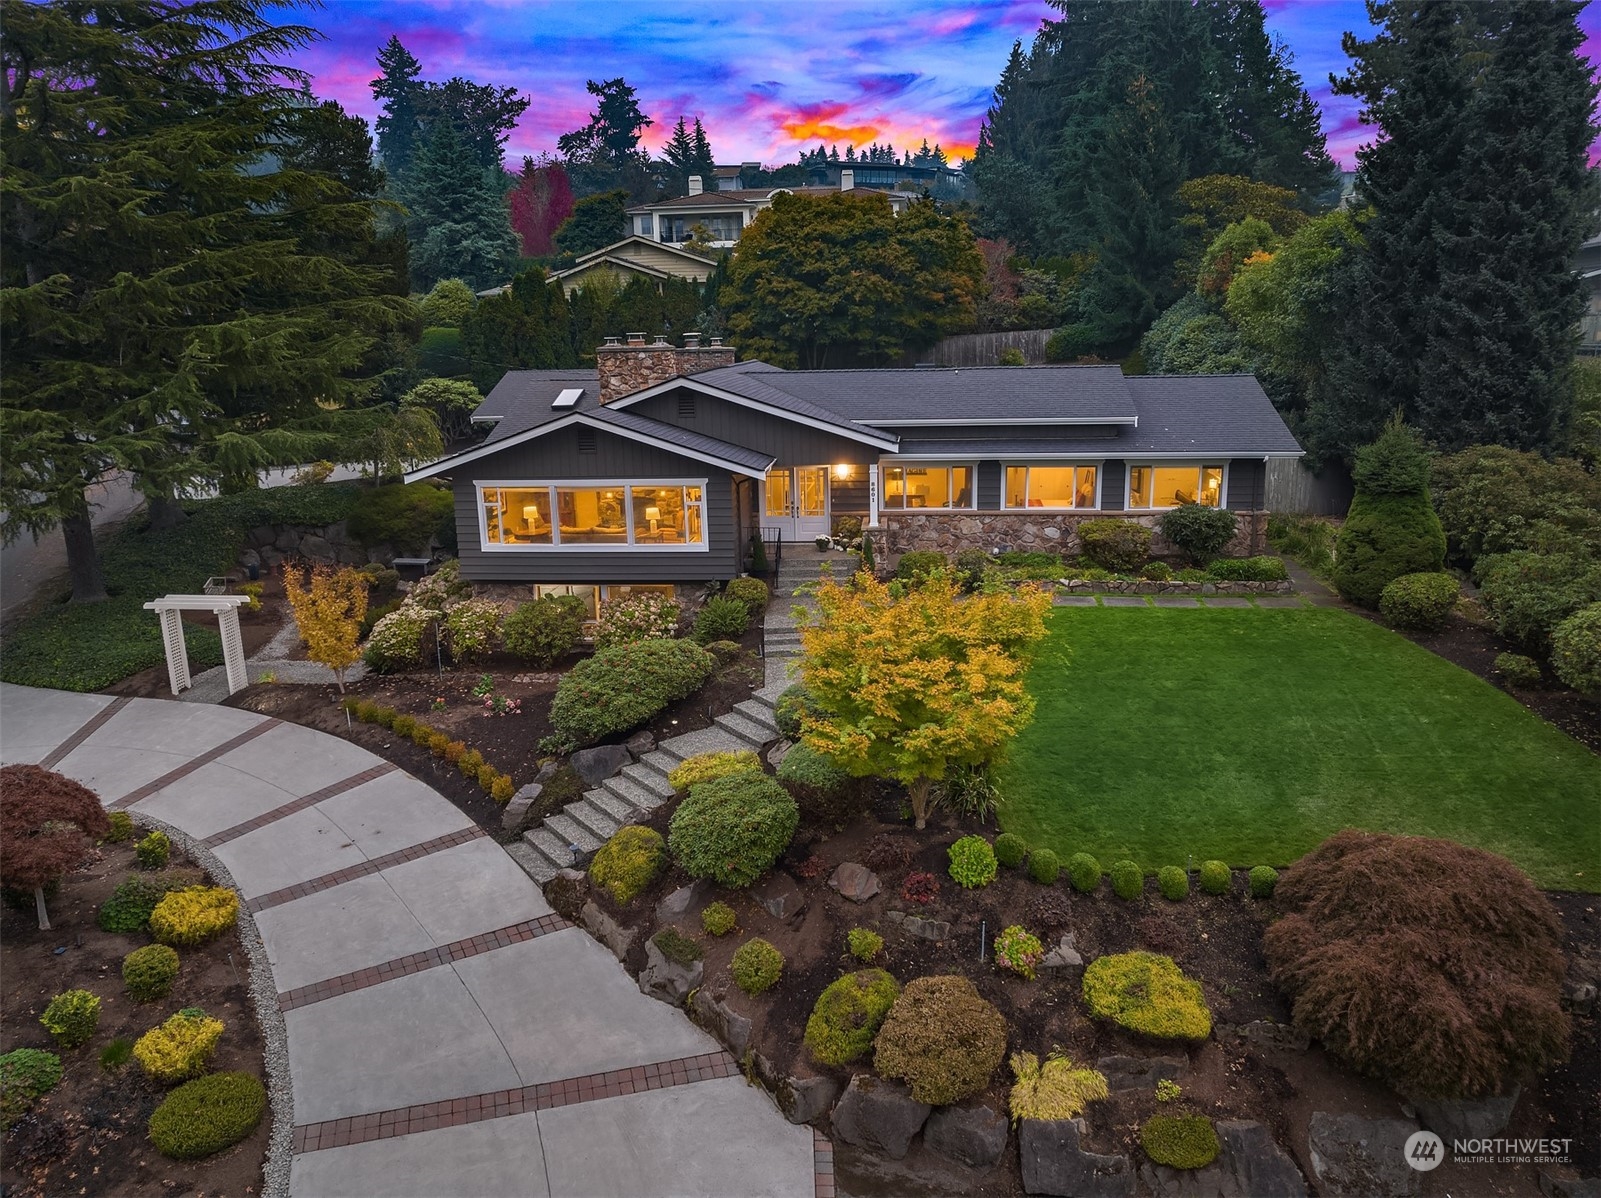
[587,407,776,472]
[473,370,596,436]
[1123,375,1303,455]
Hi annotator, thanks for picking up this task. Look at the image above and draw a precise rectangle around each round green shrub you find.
[1028,848,1062,885]
[1067,853,1102,894]
[1078,519,1153,573]
[502,595,586,666]
[1248,865,1278,899]
[669,773,798,888]
[123,944,181,1002]
[724,577,770,614]
[1141,561,1174,581]
[1198,861,1231,896]
[874,975,1008,1105]
[588,826,666,905]
[1110,859,1144,900]
[1160,504,1239,566]
[846,927,883,961]
[550,639,716,745]
[1334,493,1448,609]
[804,969,900,1066]
[701,901,738,936]
[776,742,851,795]
[732,938,785,995]
[773,683,820,739]
[1551,603,1601,697]
[1157,866,1189,902]
[147,1072,266,1160]
[136,830,171,870]
[1476,551,1601,654]
[40,988,101,1049]
[106,811,135,843]
[953,548,993,590]
[1494,651,1543,688]
[0,1049,62,1129]
[1142,1114,1221,1169]
[1379,572,1460,630]
[693,595,750,643]
[947,835,998,889]
[894,550,948,583]
[1083,952,1212,1041]
[993,833,1028,869]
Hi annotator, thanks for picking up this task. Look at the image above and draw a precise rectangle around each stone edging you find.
[127,810,294,1198]
[1056,578,1293,594]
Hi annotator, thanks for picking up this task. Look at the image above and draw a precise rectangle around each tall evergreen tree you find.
[415,76,528,173]
[689,118,715,181]
[664,116,696,182]
[1329,0,1599,458]
[2,1,413,601]
[372,36,423,177]
[400,122,519,292]
[460,268,577,392]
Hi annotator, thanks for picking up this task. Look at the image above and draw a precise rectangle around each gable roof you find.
[568,236,717,270]
[1122,375,1303,456]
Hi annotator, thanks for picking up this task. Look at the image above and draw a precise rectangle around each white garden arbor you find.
[143,594,249,696]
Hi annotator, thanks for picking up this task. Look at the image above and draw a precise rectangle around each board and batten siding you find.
[1225,458,1267,512]
[629,388,880,467]
[447,424,742,583]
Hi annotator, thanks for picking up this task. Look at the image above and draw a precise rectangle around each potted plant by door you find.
[814,535,832,551]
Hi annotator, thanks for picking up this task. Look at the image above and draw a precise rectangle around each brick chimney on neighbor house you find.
[596,332,736,404]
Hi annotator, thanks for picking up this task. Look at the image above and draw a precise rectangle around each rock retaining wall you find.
[879,509,1270,560]
[236,521,391,574]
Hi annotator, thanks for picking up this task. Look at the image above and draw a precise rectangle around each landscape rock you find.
[830,1074,931,1160]
[501,783,543,831]
[655,880,710,921]
[274,528,299,551]
[1241,1020,1311,1052]
[299,534,336,561]
[775,1072,840,1125]
[248,524,275,547]
[1218,1120,1308,1198]
[1038,933,1084,975]
[1414,1085,1521,1141]
[1019,1117,1135,1197]
[691,986,751,1058]
[1565,981,1597,1016]
[1541,1171,1601,1198]
[1307,1112,1420,1197]
[533,759,560,785]
[925,1101,1009,1168]
[578,900,635,962]
[624,730,656,759]
[238,548,261,572]
[883,910,951,941]
[751,871,806,921]
[829,862,881,903]
[767,739,794,768]
[1138,1159,1234,1197]
[638,938,702,1006]
[569,744,633,787]
[1096,1055,1187,1093]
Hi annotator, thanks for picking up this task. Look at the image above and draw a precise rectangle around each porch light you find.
[833,463,852,479]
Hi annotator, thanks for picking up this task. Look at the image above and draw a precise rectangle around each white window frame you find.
[1001,462,1104,511]
[876,461,978,512]
[1124,463,1230,511]
[476,479,710,552]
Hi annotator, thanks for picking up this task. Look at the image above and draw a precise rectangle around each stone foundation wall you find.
[879,510,1269,561]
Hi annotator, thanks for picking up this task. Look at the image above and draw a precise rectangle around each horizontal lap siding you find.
[629,390,880,466]
[450,425,740,583]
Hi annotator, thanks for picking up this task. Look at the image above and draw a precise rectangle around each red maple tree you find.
[508,155,576,258]
[1,764,110,929]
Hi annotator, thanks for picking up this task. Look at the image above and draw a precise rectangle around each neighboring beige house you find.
[547,237,717,296]
[627,171,912,249]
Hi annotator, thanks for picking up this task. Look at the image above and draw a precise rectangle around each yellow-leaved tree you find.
[283,563,369,692]
[797,570,1052,828]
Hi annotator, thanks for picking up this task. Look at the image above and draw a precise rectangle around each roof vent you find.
[552,387,583,410]
[683,332,702,349]
[709,336,723,348]
[577,428,597,453]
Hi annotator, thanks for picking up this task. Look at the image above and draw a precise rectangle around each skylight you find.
[552,388,583,409]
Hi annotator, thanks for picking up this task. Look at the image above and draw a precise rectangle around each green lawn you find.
[994,605,1601,891]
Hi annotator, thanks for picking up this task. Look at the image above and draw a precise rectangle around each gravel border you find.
[131,811,292,1198]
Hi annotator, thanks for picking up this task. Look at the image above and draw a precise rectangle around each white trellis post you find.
[143,595,251,697]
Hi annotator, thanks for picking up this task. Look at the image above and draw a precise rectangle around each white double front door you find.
[764,466,830,542]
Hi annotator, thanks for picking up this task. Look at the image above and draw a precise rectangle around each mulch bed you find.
[0,840,267,1198]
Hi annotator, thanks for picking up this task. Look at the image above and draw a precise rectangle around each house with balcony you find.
[403,335,1304,614]
[627,171,912,248]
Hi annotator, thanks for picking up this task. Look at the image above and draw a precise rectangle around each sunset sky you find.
[273,0,1601,170]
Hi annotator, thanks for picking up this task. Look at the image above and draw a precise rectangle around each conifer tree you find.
[460,268,578,392]
[372,36,424,177]
[690,118,715,181]
[400,122,519,292]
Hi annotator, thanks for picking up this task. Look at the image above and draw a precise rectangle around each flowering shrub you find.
[483,694,521,717]
[134,1009,224,1083]
[363,605,434,672]
[149,886,239,948]
[994,925,1045,980]
[445,599,503,663]
[594,592,680,649]
[407,559,469,613]
[901,871,940,904]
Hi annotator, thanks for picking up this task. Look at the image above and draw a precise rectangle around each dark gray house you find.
[404,334,1304,613]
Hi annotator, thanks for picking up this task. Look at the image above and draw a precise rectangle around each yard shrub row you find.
[343,698,515,801]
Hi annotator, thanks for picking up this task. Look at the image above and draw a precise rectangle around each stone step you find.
[604,771,671,812]
[523,826,581,873]
[734,698,779,727]
[566,797,621,843]
[583,788,640,824]
[657,725,757,763]
[504,840,562,885]
[630,755,677,787]
[715,710,777,748]
[545,812,604,856]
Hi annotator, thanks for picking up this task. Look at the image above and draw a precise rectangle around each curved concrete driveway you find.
[0,684,815,1198]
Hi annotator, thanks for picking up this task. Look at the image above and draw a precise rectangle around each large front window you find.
[880,464,974,510]
[1127,465,1224,509]
[480,482,706,549]
[1004,465,1099,509]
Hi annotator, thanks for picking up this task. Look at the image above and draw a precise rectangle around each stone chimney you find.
[595,332,737,404]
[840,169,854,191]
[688,175,703,195]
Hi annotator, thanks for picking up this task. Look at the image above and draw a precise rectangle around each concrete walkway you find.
[0,683,815,1198]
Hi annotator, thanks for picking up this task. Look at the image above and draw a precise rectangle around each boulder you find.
[1218,1120,1308,1198]
[692,986,751,1058]
[248,524,275,547]
[1241,1020,1310,1052]
[570,744,633,787]
[830,1074,931,1160]
[533,759,560,785]
[829,862,881,903]
[751,871,806,921]
[1307,1112,1421,1198]
[624,730,656,759]
[1138,1159,1234,1198]
[638,938,703,1006]
[1096,1055,1187,1093]
[655,880,710,921]
[883,910,950,941]
[274,528,299,552]
[925,1101,1009,1168]
[767,739,795,768]
[578,900,635,962]
[299,534,336,561]
[1414,1085,1521,1141]
[238,548,262,572]
[1019,1118,1135,1197]
[776,1072,840,1125]
[501,783,543,831]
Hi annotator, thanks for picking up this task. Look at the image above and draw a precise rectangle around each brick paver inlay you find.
[275,914,572,1011]
[814,1128,835,1198]
[108,718,282,810]
[244,825,487,913]
[291,1050,741,1153]
[203,760,396,847]
[37,695,132,770]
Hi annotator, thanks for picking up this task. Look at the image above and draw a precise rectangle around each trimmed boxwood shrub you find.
[894,550,948,582]
[136,830,170,870]
[1198,860,1231,896]
[1551,603,1601,696]
[947,835,998,889]
[1206,555,1289,582]
[1248,865,1278,899]
[1142,1114,1221,1169]
[0,1049,62,1129]
[667,750,761,792]
[1067,853,1102,894]
[149,886,239,948]
[123,944,181,1002]
[1494,652,1543,688]
[40,989,101,1049]
[1079,520,1152,573]
[1083,952,1212,1041]
[1379,572,1460,630]
[804,969,900,1065]
[1110,859,1143,900]
[134,1009,225,1083]
[724,577,770,614]
[874,976,1008,1105]
[1262,830,1569,1100]
[1028,848,1061,885]
[550,639,716,745]
[693,595,750,643]
[588,826,666,905]
[1160,504,1239,566]
[1157,866,1189,902]
[994,833,1028,869]
[701,901,737,936]
[148,1072,266,1160]
[502,595,586,666]
[669,773,798,888]
[732,938,784,995]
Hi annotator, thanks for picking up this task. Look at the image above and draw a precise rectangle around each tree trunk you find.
[62,508,108,603]
[910,776,933,830]
[34,886,51,931]
[147,493,188,531]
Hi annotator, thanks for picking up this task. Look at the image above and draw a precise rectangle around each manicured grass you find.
[995,605,1601,892]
